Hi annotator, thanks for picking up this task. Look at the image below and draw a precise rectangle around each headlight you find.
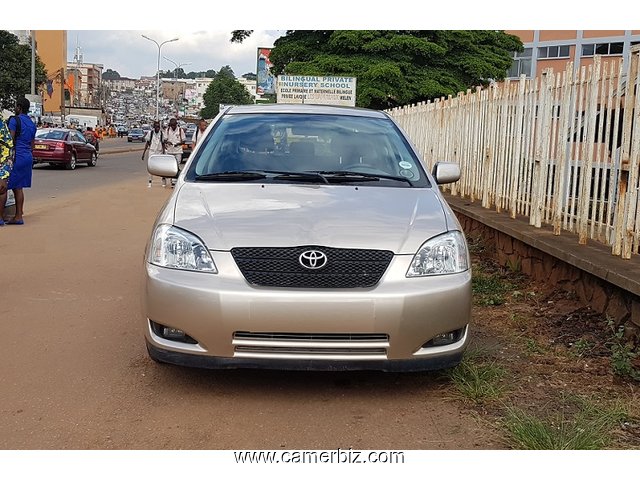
[149,224,217,273]
[406,231,469,277]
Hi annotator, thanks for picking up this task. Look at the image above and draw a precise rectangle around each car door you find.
[73,132,90,159]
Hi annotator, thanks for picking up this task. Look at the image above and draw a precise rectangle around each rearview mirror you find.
[432,162,460,185]
[148,154,179,178]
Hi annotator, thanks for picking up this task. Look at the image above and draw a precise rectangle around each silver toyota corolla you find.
[143,104,471,371]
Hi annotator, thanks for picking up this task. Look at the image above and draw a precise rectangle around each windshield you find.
[36,130,66,140]
[185,113,429,187]
[130,129,144,134]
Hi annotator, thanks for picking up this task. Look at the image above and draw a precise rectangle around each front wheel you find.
[66,153,77,170]
[87,151,97,167]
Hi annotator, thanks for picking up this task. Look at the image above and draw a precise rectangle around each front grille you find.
[232,331,390,359]
[231,246,393,288]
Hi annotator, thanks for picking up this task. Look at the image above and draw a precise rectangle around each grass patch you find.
[448,354,506,404]
[503,396,629,449]
[607,320,640,381]
[472,272,514,306]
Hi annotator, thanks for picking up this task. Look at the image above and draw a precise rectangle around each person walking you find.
[163,118,185,187]
[0,116,13,226]
[3,98,36,225]
[141,120,166,187]
[192,118,208,148]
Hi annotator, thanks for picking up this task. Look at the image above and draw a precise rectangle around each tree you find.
[102,69,121,80]
[242,72,257,81]
[0,31,47,109]
[231,30,523,109]
[200,66,253,118]
[231,30,253,44]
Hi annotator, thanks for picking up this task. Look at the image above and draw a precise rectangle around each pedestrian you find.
[163,118,185,187]
[141,120,166,188]
[1,98,36,225]
[0,116,13,226]
[192,118,208,148]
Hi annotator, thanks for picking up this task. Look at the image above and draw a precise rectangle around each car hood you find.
[170,183,450,254]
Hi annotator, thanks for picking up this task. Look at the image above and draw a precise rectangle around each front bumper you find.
[142,253,471,371]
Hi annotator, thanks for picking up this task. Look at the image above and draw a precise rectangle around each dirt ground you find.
[464,236,640,448]
[1,168,638,450]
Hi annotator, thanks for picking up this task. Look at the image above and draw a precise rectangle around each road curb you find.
[100,146,145,155]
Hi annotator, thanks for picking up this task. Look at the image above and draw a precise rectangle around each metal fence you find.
[388,49,640,259]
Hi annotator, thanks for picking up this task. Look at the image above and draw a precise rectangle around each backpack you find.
[148,129,164,150]
[10,115,22,140]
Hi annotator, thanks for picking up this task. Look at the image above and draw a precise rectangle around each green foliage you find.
[570,338,594,358]
[448,351,506,404]
[200,66,253,118]
[265,30,522,109]
[472,271,512,306]
[102,69,121,80]
[607,320,640,381]
[504,396,629,449]
[0,31,48,109]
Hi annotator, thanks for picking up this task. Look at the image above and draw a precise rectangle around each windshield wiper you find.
[261,170,330,184]
[195,171,267,181]
[315,170,413,185]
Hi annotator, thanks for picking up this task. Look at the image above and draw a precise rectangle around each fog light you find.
[163,327,187,340]
[422,328,464,348]
[149,320,198,344]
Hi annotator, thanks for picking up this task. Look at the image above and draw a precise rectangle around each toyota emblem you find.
[299,250,328,270]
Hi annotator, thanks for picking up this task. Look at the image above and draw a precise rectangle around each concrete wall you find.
[454,209,640,347]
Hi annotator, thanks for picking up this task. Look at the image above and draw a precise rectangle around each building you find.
[506,30,640,80]
[35,31,68,117]
[67,62,104,108]
[8,30,68,116]
[104,78,137,92]
[237,77,259,101]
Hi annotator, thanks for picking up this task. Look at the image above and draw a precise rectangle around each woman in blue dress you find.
[5,97,37,225]
[0,116,13,225]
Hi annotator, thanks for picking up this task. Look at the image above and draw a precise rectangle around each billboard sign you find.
[276,76,357,106]
[256,48,276,95]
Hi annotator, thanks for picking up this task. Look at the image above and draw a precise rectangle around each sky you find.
[9,0,635,82]
[65,30,285,80]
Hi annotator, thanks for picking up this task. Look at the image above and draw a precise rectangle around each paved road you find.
[0,152,501,450]
[28,137,146,204]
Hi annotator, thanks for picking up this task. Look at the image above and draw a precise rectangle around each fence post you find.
[578,57,601,244]
[613,47,639,257]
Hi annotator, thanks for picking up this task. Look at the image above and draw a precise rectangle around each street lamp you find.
[163,57,191,117]
[163,56,191,79]
[141,34,179,120]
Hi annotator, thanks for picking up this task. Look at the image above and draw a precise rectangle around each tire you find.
[128,138,131,142]
[66,153,77,170]
[87,151,97,167]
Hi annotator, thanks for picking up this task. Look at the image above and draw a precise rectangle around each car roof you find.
[37,128,72,133]
[222,104,388,119]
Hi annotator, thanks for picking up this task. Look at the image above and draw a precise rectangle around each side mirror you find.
[432,162,460,185]
[148,154,179,178]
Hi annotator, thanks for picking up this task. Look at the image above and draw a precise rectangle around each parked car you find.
[143,104,470,372]
[32,128,98,170]
[127,128,146,142]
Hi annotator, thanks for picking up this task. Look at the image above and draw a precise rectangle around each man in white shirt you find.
[164,118,185,187]
[191,118,208,148]
[142,121,166,187]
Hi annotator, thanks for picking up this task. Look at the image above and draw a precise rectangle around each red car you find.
[32,128,98,170]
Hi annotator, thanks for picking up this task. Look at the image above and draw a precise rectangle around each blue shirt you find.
[8,113,37,158]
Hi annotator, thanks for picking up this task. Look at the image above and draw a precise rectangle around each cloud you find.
[67,30,284,79]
